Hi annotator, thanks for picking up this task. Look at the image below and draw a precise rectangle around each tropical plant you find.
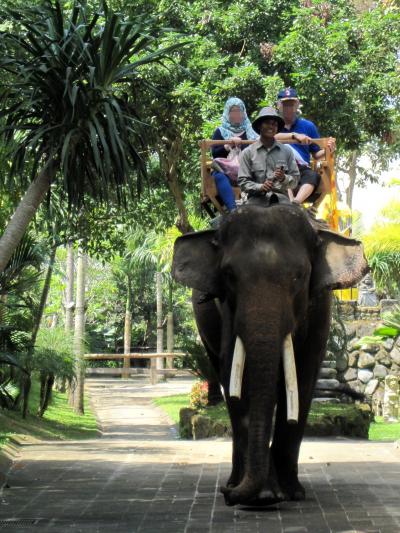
[0,0,187,271]
[33,327,75,417]
[357,305,400,347]
[363,224,400,297]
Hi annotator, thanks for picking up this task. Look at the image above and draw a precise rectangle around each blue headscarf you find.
[219,97,258,140]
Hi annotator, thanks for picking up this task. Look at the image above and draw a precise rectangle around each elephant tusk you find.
[229,336,246,399]
[214,298,222,317]
[283,334,299,424]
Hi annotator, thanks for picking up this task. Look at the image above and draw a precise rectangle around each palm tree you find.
[72,246,87,414]
[0,1,186,271]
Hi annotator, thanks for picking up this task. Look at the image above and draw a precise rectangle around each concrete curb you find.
[0,438,21,491]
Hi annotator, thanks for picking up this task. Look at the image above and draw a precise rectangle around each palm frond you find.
[0,1,189,206]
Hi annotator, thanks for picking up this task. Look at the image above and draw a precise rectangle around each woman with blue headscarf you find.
[211,97,258,211]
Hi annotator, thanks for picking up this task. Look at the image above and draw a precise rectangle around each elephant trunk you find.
[241,334,282,482]
[230,333,298,424]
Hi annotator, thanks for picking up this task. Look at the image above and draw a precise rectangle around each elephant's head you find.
[173,205,367,341]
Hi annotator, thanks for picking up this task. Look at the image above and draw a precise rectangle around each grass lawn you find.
[154,394,190,423]
[369,417,400,441]
[154,393,400,442]
[0,379,99,450]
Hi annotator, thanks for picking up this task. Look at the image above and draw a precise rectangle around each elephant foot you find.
[279,476,305,501]
[220,477,284,507]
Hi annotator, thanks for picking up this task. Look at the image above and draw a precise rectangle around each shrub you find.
[189,380,208,410]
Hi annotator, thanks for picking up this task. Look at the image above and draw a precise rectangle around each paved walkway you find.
[1,377,400,533]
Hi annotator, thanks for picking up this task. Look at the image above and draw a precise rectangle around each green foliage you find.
[273,2,399,150]
[153,393,189,424]
[0,0,186,206]
[357,305,400,346]
[363,224,400,296]
[0,377,99,448]
[369,416,400,441]
[33,327,75,381]
[180,338,218,382]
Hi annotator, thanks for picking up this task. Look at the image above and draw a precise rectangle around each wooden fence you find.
[83,352,186,384]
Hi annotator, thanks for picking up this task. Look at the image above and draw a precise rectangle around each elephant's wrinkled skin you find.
[172,204,368,506]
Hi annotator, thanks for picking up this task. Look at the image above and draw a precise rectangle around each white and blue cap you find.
[277,87,299,101]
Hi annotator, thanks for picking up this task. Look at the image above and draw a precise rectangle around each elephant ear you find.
[172,230,221,294]
[312,229,369,293]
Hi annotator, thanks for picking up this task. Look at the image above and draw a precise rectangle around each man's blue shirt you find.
[281,117,320,165]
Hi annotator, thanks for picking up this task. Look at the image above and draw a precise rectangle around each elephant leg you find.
[221,340,282,507]
[224,396,248,488]
[271,297,331,500]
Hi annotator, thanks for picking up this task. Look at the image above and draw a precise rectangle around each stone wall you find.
[334,300,399,414]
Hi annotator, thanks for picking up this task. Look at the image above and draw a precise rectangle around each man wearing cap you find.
[238,107,299,202]
[275,87,336,205]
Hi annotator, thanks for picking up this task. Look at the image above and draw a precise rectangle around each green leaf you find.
[373,326,399,338]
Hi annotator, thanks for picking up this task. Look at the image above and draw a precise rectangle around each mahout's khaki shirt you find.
[238,140,299,196]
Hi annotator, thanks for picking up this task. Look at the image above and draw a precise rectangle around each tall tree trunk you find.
[0,163,55,272]
[166,312,174,369]
[65,241,75,401]
[122,276,132,379]
[22,244,57,419]
[65,241,75,331]
[345,150,359,210]
[158,139,193,234]
[124,276,132,354]
[166,281,174,369]
[154,271,164,382]
[73,247,87,415]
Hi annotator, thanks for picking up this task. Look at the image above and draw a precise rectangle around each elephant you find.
[172,203,368,507]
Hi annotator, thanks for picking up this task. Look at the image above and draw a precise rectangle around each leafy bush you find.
[357,305,400,346]
[180,338,218,383]
[33,328,75,417]
[189,381,208,410]
[363,224,400,297]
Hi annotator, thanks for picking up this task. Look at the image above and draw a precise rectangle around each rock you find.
[356,322,377,338]
[316,378,340,390]
[373,364,388,379]
[348,338,360,352]
[179,408,196,439]
[312,398,340,403]
[336,354,348,372]
[360,343,380,354]
[380,299,399,313]
[319,367,338,379]
[365,379,379,396]
[211,421,230,438]
[322,360,337,368]
[390,346,400,366]
[358,369,373,383]
[358,352,376,368]
[192,414,211,440]
[375,348,392,366]
[345,323,357,339]
[325,351,336,361]
[344,368,358,382]
[390,363,400,374]
[339,302,357,319]
[305,403,371,438]
[348,351,359,367]
[383,338,395,352]
[347,380,366,393]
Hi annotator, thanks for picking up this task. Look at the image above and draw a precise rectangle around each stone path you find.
[1,377,400,532]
